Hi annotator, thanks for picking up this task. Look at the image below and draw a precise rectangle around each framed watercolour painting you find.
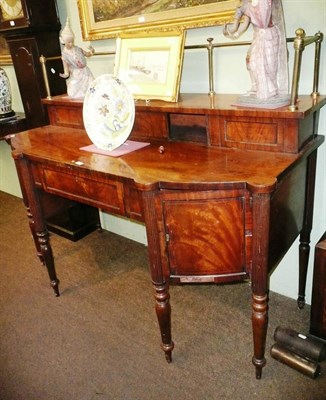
[114,31,185,102]
[78,0,239,40]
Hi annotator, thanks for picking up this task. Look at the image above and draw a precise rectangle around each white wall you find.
[0,0,325,304]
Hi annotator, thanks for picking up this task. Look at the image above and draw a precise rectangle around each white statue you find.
[59,18,95,99]
[224,0,289,107]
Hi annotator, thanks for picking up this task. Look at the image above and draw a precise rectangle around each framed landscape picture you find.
[78,0,239,40]
[114,31,185,102]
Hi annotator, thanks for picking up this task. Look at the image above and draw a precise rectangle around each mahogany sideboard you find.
[11,93,326,379]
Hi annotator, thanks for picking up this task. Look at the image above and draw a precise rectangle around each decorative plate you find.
[83,74,135,151]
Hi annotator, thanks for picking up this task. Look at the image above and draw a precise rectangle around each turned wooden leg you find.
[26,205,44,264]
[251,293,268,379]
[14,156,60,297]
[298,230,311,309]
[251,191,271,379]
[297,150,317,309]
[153,282,174,362]
[142,190,174,362]
[25,204,60,296]
[37,230,60,296]
[24,202,60,296]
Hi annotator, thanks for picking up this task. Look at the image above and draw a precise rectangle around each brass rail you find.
[40,29,323,110]
[39,51,116,100]
[288,29,323,110]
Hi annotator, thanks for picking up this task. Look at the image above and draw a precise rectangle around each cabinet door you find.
[8,36,47,127]
[161,190,249,283]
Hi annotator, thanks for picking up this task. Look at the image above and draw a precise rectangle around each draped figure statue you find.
[224,0,289,108]
[59,18,95,99]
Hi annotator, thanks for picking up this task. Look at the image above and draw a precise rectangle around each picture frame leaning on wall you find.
[114,30,185,102]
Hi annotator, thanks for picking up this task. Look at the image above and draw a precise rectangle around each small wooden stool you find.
[310,232,326,340]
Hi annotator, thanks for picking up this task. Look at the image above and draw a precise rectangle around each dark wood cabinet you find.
[6,31,66,128]
[1,0,65,129]
[0,112,26,138]
[0,0,59,31]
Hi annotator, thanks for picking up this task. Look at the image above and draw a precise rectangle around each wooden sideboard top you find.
[42,93,326,119]
[10,125,324,192]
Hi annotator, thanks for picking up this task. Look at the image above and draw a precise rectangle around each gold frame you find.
[114,31,185,102]
[78,0,239,40]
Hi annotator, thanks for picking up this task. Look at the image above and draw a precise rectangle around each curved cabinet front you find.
[158,189,251,284]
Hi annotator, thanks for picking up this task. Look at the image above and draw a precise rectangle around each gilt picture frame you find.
[114,31,185,102]
[77,0,239,40]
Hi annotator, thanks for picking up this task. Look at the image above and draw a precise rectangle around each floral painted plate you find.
[83,74,135,151]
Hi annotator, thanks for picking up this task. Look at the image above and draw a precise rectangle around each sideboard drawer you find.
[131,111,168,139]
[209,115,286,152]
[47,105,84,129]
[42,168,125,216]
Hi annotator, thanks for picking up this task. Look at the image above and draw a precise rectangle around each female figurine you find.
[59,18,95,99]
[224,0,289,106]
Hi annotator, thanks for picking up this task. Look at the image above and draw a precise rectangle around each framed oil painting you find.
[78,0,239,40]
[114,31,185,102]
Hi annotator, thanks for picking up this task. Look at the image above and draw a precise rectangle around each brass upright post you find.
[40,55,52,100]
[311,31,323,99]
[207,38,215,96]
[289,28,306,111]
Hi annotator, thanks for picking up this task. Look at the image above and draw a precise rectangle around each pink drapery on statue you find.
[61,46,94,99]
